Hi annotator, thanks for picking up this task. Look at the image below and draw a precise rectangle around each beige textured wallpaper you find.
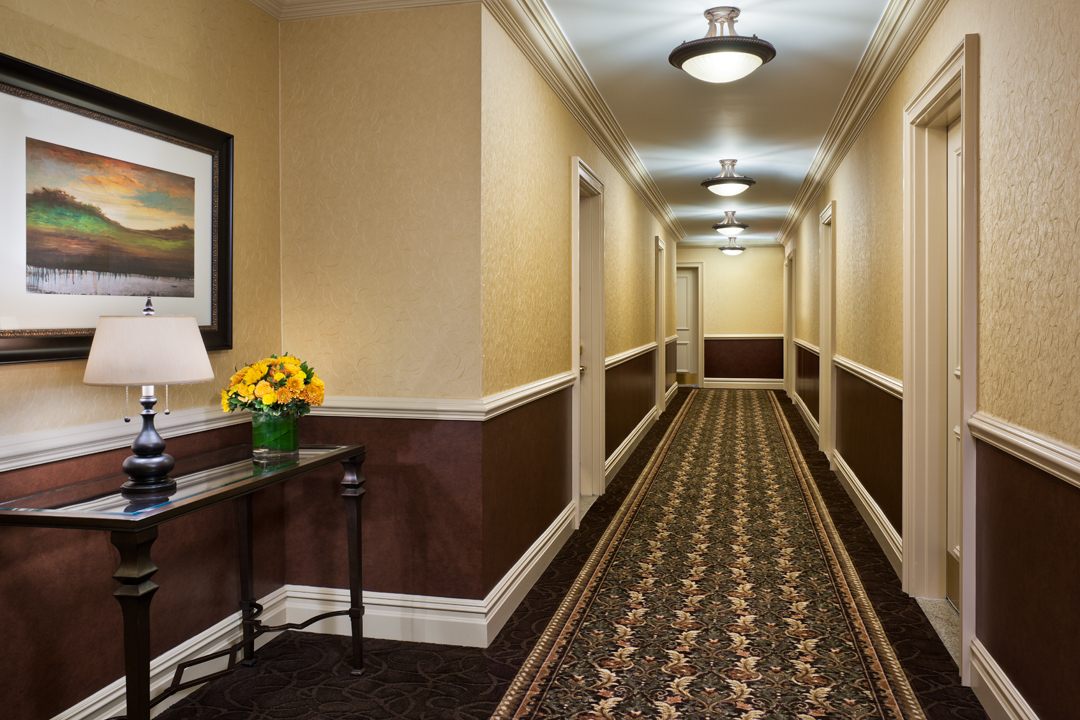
[0,0,280,436]
[677,245,784,336]
[480,7,664,394]
[793,212,820,347]
[280,5,483,399]
[827,89,905,379]
[822,0,1080,445]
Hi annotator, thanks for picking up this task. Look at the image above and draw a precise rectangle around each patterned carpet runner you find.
[493,389,925,720]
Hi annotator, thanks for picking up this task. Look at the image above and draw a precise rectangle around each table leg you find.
[341,452,366,675]
[111,527,160,720]
[236,494,257,665]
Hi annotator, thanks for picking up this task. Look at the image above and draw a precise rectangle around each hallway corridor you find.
[159,390,987,720]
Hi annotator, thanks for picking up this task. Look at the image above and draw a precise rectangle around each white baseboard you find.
[605,406,658,485]
[55,502,576,719]
[832,452,903,576]
[970,638,1040,720]
[703,378,784,390]
[792,392,820,442]
[665,382,678,408]
[52,587,290,720]
[287,501,576,647]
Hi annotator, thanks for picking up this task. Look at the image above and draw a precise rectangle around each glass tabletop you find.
[0,444,362,528]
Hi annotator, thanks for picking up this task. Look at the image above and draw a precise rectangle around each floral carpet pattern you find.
[494,389,925,720]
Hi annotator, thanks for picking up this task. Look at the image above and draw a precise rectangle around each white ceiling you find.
[542,0,890,246]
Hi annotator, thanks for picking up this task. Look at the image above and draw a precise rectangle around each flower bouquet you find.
[222,354,325,464]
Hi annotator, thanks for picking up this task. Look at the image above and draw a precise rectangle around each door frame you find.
[819,202,836,466]
[784,247,795,397]
[571,157,605,525]
[902,35,979,680]
[675,262,704,386]
[654,236,667,411]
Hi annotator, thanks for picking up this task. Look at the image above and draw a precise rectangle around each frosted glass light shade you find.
[680,51,764,83]
[713,210,748,235]
[707,182,751,197]
[721,246,745,255]
[84,315,214,386]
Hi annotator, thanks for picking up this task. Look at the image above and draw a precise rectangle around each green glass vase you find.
[251,413,299,465]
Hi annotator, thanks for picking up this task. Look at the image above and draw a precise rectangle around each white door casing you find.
[819,203,836,467]
[655,237,667,411]
[572,158,605,524]
[902,35,979,682]
[675,264,703,383]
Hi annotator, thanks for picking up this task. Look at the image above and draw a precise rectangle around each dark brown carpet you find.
[158,389,987,719]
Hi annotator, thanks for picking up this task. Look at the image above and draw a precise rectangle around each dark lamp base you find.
[121,393,178,497]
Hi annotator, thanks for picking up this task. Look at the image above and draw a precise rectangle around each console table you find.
[0,443,366,720]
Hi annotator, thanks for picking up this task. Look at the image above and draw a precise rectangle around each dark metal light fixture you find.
[702,159,756,196]
[713,210,748,235]
[720,236,746,256]
[669,7,776,83]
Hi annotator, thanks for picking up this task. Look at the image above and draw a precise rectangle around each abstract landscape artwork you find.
[25,137,196,297]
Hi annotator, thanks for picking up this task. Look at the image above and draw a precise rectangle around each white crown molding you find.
[833,452,903,575]
[665,334,678,344]
[248,0,467,21]
[834,354,903,400]
[313,370,576,421]
[0,405,247,475]
[793,338,820,354]
[480,0,684,242]
[246,0,684,243]
[968,412,1080,493]
[776,0,950,245]
[970,638,1041,720]
[604,341,657,370]
[704,334,784,340]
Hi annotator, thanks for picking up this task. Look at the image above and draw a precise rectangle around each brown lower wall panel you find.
[704,338,783,379]
[606,349,656,458]
[666,339,677,390]
[834,367,902,532]
[976,440,1080,720]
[0,422,285,720]
[482,387,572,592]
[295,416,484,600]
[795,344,820,421]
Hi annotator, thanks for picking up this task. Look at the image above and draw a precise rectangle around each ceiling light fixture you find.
[669,7,776,83]
[702,159,756,196]
[712,210,748,235]
[720,237,746,256]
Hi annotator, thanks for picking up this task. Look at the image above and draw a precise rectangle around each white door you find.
[676,267,698,381]
[946,116,963,609]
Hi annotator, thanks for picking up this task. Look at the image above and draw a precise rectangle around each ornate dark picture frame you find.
[0,51,233,365]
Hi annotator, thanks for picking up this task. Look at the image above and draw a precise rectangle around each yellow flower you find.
[286,375,304,390]
[243,365,265,385]
[278,356,300,365]
[238,384,255,400]
[273,372,286,382]
[220,390,230,412]
[262,392,277,405]
[254,380,272,398]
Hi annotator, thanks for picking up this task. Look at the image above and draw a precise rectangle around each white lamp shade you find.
[681,51,764,83]
[715,225,745,235]
[83,315,215,386]
[721,247,745,256]
[707,183,750,197]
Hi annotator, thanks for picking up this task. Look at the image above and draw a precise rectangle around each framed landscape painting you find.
[0,52,233,364]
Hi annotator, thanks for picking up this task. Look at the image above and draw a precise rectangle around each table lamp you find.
[83,298,215,495]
